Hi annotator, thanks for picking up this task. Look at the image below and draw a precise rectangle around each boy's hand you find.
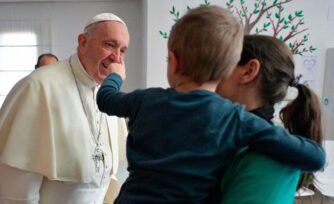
[108,58,126,80]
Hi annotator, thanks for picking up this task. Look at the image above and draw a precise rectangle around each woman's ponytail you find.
[280,83,323,189]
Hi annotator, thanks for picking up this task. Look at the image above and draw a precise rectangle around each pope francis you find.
[0,13,129,204]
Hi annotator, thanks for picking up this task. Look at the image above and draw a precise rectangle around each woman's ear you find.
[240,59,261,84]
[168,51,180,74]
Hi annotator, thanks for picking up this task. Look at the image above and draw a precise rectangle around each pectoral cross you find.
[92,147,104,175]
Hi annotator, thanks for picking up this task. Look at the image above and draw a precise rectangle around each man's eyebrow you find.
[104,39,128,49]
[103,39,117,43]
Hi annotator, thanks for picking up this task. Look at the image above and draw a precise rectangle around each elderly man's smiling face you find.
[78,21,130,84]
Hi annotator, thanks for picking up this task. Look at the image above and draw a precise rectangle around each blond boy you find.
[97,5,325,204]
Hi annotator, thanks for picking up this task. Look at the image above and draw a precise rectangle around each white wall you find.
[145,0,334,138]
[323,48,334,140]
[291,0,334,96]
[145,0,334,95]
[51,0,145,91]
[0,0,145,92]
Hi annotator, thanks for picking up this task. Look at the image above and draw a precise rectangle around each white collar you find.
[70,54,98,89]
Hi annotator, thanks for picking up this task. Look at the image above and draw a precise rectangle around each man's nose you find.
[109,49,121,63]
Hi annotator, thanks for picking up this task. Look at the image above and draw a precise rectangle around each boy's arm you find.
[97,73,142,118]
[249,128,325,172]
[238,110,325,172]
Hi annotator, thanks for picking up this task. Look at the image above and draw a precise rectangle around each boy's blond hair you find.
[168,5,244,84]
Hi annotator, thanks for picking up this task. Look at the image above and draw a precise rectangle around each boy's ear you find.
[239,59,260,84]
[168,51,180,73]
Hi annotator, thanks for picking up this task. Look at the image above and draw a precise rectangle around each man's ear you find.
[168,51,180,73]
[239,59,260,84]
[77,34,87,53]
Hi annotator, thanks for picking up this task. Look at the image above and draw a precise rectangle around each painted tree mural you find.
[159,0,316,56]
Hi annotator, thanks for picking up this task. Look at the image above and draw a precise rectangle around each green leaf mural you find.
[159,0,316,56]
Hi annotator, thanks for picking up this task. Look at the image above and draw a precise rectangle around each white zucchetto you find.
[84,13,126,31]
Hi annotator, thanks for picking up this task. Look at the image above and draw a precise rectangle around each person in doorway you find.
[35,53,59,69]
[218,34,323,204]
[0,12,129,204]
[96,6,325,203]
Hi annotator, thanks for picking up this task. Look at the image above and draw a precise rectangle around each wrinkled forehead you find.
[88,21,130,46]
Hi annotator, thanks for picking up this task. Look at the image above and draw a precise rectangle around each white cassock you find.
[0,54,127,204]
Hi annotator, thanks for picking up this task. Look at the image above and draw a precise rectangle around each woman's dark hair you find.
[240,34,323,189]
[280,84,322,189]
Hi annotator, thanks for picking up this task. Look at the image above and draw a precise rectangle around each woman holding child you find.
[218,34,323,204]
